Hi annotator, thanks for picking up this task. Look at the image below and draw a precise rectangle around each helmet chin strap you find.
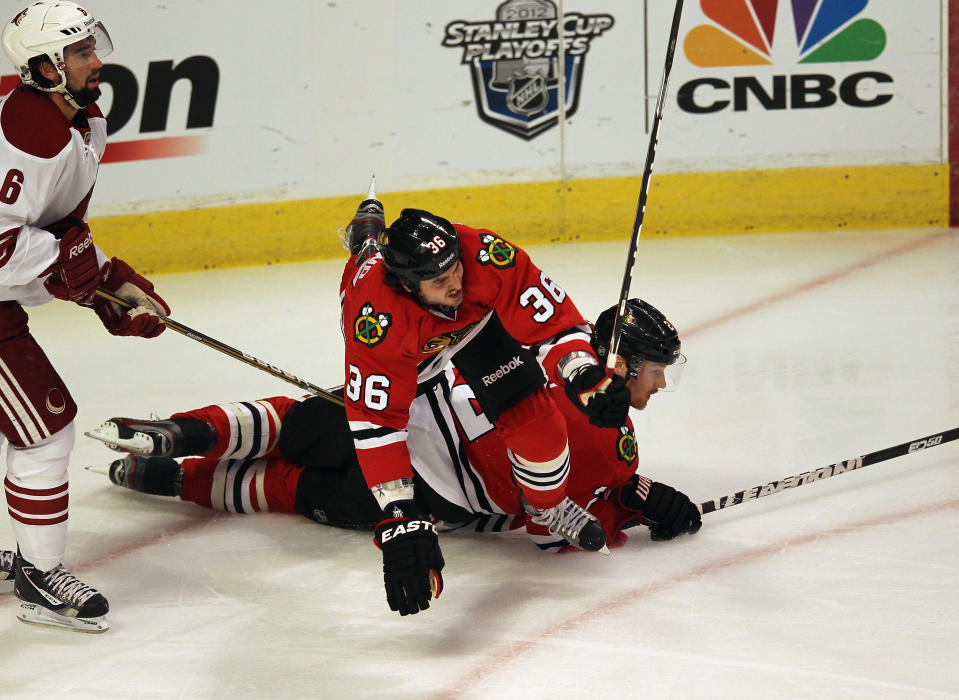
[37,64,98,110]
[62,84,99,109]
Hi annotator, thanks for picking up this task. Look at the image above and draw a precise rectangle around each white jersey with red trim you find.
[0,85,108,305]
[339,224,596,488]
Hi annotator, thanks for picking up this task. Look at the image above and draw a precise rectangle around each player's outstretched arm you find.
[372,495,444,616]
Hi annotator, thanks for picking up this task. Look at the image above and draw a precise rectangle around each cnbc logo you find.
[677,0,890,113]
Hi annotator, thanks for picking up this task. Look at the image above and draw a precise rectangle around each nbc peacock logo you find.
[677,0,892,114]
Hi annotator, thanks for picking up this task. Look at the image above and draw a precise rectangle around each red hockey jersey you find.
[339,224,596,488]
[410,366,644,550]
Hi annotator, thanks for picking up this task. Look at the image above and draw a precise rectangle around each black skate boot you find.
[109,455,183,497]
[14,554,109,633]
[341,175,385,259]
[524,497,609,554]
[85,416,215,458]
[0,549,14,592]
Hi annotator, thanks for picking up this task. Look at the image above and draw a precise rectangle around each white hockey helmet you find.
[1,2,112,104]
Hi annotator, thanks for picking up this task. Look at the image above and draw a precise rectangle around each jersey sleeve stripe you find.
[0,228,19,270]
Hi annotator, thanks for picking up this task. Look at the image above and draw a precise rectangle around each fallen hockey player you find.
[82,298,702,616]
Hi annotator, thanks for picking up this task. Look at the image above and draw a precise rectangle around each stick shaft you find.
[608,0,685,368]
[96,288,344,406]
[700,427,959,514]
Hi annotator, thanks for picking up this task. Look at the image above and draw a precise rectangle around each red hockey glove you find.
[564,364,631,428]
[373,500,444,616]
[43,220,99,304]
[618,476,702,541]
[92,257,170,338]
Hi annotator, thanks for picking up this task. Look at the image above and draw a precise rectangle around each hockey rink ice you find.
[1,226,957,699]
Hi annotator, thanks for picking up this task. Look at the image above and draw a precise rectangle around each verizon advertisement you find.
[1,0,943,216]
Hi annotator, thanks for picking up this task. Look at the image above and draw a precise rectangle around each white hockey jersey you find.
[0,85,108,306]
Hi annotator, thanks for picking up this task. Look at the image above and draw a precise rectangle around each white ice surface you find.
[1,228,957,700]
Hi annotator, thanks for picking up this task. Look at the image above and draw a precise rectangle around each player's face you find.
[614,356,667,410]
[418,260,464,308]
[63,36,103,99]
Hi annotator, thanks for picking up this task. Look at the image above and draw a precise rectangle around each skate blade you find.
[17,601,109,633]
[83,465,109,476]
[84,423,153,455]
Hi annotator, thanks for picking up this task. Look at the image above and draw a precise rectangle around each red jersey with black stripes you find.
[339,224,597,488]
[0,85,107,305]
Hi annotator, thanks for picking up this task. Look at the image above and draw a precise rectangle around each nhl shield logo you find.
[443,0,614,140]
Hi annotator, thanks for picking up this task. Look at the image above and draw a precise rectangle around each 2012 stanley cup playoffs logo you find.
[442,0,613,140]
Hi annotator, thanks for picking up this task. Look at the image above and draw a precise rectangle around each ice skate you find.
[84,416,183,456]
[340,175,385,257]
[0,549,14,593]
[14,555,109,633]
[525,496,610,554]
[85,415,215,458]
[106,454,183,497]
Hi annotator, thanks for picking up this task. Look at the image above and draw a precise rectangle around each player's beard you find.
[68,84,101,108]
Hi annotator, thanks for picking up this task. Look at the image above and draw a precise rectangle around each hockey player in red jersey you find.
[86,299,702,615]
[337,193,642,613]
[0,2,170,632]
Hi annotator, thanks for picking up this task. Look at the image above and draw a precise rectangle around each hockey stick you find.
[607,0,685,368]
[699,427,959,515]
[95,288,344,406]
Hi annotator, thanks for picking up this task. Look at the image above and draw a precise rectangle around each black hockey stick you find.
[95,288,344,406]
[699,427,959,515]
[607,0,685,368]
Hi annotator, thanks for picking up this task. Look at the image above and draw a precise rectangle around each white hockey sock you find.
[5,424,74,571]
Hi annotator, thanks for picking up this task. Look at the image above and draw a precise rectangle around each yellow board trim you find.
[90,163,948,275]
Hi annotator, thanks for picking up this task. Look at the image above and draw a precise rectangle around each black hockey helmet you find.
[592,299,682,369]
[378,208,460,290]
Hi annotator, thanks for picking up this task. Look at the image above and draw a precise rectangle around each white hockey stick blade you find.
[17,601,109,633]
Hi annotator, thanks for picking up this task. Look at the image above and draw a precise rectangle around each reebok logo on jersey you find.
[482,355,524,386]
[68,233,93,260]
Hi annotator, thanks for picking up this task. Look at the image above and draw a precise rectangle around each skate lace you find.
[44,565,99,606]
[0,549,14,576]
[529,498,593,544]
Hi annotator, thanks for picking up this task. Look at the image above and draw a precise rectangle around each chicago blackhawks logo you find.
[475,233,517,268]
[354,302,392,347]
[616,427,637,464]
[422,320,482,354]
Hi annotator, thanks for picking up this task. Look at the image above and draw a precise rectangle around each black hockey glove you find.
[373,501,444,616]
[564,364,631,428]
[619,477,702,541]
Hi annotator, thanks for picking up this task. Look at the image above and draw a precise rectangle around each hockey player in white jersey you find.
[0,2,171,632]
